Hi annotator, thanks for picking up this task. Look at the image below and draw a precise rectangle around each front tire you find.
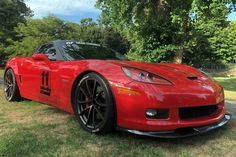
[73,73,115,134]
[4,69,21,101]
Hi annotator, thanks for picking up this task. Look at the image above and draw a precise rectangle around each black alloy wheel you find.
[4,69,21,101]
[73,73,115,134]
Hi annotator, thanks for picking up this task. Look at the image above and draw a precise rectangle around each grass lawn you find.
[0,69,235,157]
[0,85,235,157]
[214,77,236,101]
[0,67,4,76]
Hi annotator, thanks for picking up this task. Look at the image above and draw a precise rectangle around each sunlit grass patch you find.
[214,77,236,100]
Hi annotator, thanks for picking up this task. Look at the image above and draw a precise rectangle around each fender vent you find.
[19,75,22,83]
[187,76,198,80]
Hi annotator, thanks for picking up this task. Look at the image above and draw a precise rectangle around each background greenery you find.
[0,0,236,66]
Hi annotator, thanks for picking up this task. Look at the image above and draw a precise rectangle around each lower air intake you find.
[179,105,218,119]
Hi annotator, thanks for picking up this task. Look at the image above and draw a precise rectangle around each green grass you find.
[214,77,236,100]
[0,90,235,157]
[0,67,4,77]
[0,68,236,156]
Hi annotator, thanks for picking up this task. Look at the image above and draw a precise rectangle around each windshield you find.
[60,41,127,60]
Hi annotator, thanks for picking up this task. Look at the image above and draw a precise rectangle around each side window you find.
[37,44,48,53]
[37,44,57,61]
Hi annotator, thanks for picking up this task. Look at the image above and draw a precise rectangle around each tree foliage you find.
[96,0,236,64]
[0,0,31,46]
[5,16,129,57]
[188,0,236,64]
[210,21,236,63]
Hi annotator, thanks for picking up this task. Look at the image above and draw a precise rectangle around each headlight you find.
[122,67,172,85]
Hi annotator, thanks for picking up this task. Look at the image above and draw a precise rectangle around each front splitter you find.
[117,114,231,138]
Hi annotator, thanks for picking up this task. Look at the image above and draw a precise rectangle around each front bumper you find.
[111,79,226,131]
[117,114,231,138]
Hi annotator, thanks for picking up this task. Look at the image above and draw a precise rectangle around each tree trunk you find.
[174,48,183,64]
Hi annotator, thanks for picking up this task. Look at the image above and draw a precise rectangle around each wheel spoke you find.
[92,80,97,98]
[80,88,89,97]
[86,80,93,97]
[6,79,11,85]
[92,106,96,127]
[9,86,14,96]
[6,72,12,83]
[78,100,92,104]
[86,106,93,125]
[95,100,106,107]
[79,105,92,116]
[6,82,11,86]
[94,106,104,120]
[5,86,10,92]
[5,73,10,84]
[7,87,12,97]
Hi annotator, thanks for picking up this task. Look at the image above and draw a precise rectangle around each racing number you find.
[40,71,51,96]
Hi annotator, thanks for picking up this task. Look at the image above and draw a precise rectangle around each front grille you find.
[179,105,218,119]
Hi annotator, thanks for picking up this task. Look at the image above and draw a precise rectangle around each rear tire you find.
[73,73,115,134]
[4,69,21,101]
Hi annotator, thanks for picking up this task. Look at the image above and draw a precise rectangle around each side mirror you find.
[45,48,57,61]
[32,54,50,63]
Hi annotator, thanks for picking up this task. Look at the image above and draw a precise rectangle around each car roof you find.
[52,40,101,47]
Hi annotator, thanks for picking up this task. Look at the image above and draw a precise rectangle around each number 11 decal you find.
[40,71,51,96]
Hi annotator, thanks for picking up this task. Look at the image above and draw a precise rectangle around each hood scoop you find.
[187,76,198,80]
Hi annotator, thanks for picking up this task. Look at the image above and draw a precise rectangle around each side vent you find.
[19,75,22,83]
[187,76,198,80]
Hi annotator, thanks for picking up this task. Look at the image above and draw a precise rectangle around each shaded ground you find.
[0,73,236,157]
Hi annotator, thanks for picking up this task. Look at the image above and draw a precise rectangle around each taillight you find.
[122,67,172,85]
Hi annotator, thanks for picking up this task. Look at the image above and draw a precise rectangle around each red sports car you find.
[4,40,231,138]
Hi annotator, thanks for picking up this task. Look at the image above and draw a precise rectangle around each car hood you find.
[108,60,200,80]
[107,60,222,94]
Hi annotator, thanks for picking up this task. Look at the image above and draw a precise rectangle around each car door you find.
[20,43,58,105]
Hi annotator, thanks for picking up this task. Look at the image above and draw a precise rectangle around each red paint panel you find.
[5,56,226,132]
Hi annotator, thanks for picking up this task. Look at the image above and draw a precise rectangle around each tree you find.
[6,16,66,56]
[96,0,177,62]
[101,28,130,54]
[188,0,234,64]
[210,21,236,63]
[0,0,31,46]
[96,0,236,64]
